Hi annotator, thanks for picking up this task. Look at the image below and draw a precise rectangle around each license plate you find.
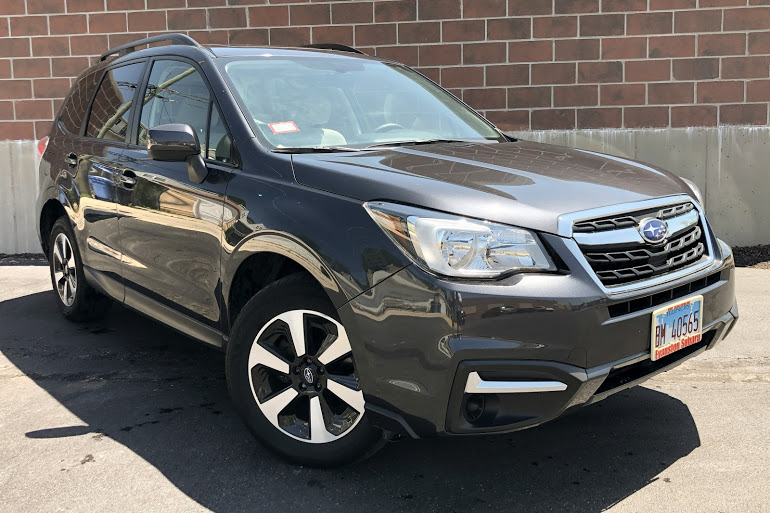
[651,295,703,361]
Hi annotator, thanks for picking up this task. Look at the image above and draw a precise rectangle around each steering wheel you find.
[373,123,406,133]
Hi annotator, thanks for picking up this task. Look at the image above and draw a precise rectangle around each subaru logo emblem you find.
[303,367,315,384]
[639,217,668,244]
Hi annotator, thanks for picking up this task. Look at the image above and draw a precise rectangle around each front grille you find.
[575,202,711,287]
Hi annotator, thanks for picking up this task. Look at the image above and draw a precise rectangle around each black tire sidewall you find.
[226,273,381,467]
[49,218,88,318]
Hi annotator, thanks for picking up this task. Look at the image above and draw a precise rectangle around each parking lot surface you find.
[1,264,768,513]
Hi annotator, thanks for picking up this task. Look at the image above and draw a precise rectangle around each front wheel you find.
[226,273,383,467]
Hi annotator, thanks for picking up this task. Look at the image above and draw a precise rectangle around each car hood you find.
[291,139,691,235]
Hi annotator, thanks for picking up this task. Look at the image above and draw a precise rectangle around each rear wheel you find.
[48,217,111,321]
[226,273,383,467]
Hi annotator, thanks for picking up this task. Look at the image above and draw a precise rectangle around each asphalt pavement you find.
[0,264,768,513]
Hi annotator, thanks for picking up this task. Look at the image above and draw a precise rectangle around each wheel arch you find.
[39,198,69,260]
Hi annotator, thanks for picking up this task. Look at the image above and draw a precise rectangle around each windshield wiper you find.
[364,138,489,149]
[272,146,363,154]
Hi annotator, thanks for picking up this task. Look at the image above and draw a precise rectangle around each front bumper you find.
[339,234,738,439]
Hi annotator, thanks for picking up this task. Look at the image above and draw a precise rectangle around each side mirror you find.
[147,123,208,184]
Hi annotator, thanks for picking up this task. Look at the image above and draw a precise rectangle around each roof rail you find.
[100,33,201,61]
[302,43,366,55]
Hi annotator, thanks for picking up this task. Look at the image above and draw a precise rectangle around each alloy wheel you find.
[52,232,77,307]
[248,310,365,444]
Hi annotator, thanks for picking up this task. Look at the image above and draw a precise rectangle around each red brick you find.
[464,42,506,64]
[509,0,552,15]
[671,105,717,127]
[32,37,70,57]
[89,13,127,33]
[555,0,598,14]
[247,6,288,27]
[33,78,70,99]
[66,0,105,13]
[579,14,624,36]
[35,120,54,139]
[418,44,461,66]
[578,61,622,83]
[189,30,229,45]
[0,101,12,118]
[651,0,695,8]
[508,40,552,62]
[700,0,744,5]
[484,109,529,131]
[674,10,722,33]
[532,62,576,84]
[289,4,328,25]
[722,56,770,78]
[415,66,440,82]
[578,107,622,128]
[601,83,646,105]
[648,82,694,104]
[51,57,89,77]
[441,66,484,88]
[311,25,354,46]
[0,18,7,38]
[355,23,396,46]
[0,121,35,140]
[532,109,576,129]
[375,0,416,22]
[0,3,25,15]
[12,58,50,78]
[418,0,460,20]
[507,86,552,108]
[747,80,770,101]
[724,7,770,30]
[748,31,770,54]
[228,29,269,46]
[602,0,646,11]
[624,106,669,127]
[332,2,371,24]
[464,0,506,18]
[50,15,87,35]
[442,20,485,42]
[209,8,247,28]
[649,35,695,58]
[463,87,506,109]
[0,60,10,79]
[533,16,577,38]
[554,85,597,106]
[486,64,529,86]
[698,81,745,103]
[699,33,747,56]
[108,33,147,49]
[10,16,48,37]
[15,99,52,119]
[0,38,31,58]
[0,80,32,99]
[673,58,720,80]
[270,27,310,46]
[375,45,418,66]
[399,22,441,43]
[720,103,768,125]
[128,11,167,32]
[168,9,207,30]
[147,0,185,7]
[555,39,600,60]
[70,34,107,56]
[627,12,673,35]
[28,0,65,13]
[602,37,647,59]
[487,18,530,40]
[108,0,146,9]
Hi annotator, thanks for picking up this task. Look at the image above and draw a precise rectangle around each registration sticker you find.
[268,121,300,134]
[651,295,703,361]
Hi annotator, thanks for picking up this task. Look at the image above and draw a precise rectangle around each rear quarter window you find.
[58,67,102,135]
[86,62,145,141]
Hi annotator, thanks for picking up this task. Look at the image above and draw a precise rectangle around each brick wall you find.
[1,0,770,140]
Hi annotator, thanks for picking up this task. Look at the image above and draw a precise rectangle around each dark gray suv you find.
[36,34,738,467]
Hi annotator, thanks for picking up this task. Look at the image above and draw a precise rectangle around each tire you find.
[48,217,111,322]
[226,273,384,467]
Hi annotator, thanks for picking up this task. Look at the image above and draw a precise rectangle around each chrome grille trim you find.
[574,209,699,247]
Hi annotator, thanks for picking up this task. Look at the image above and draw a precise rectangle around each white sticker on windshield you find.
[269,121,300,134]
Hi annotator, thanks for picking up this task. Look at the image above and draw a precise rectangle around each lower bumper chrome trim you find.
[464,372,568,394]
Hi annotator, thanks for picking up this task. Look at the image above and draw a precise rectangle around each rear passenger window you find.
[59,67,101,135]
[86,62,144,141]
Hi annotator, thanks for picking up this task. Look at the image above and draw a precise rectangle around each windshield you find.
[219,55,505,150]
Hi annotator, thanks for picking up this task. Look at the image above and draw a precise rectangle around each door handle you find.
[65,153,78,167]
[119,170,137,188]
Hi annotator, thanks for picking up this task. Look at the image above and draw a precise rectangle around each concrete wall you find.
[509,125,770,247]
[0,127,767,254]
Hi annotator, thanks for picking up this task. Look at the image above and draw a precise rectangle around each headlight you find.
[680,177,704,206]
[365,202,555,279]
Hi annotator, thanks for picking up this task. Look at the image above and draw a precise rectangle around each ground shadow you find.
[1,290,701,513]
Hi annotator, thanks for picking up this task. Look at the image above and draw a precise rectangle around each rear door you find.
[116,57,236,342]
[59,61,146,299]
